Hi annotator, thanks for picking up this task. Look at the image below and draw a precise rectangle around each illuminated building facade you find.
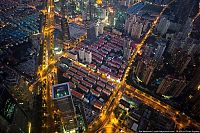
[52,83,78,132]
[156,75,187,97]
[0,87,29,133]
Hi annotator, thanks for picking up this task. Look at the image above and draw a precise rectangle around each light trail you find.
[125,84,200,129]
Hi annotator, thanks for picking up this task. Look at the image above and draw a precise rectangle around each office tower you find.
[79,48,85,61]
[175,0,195,24]
[156,17,170,35]
[52,83,77,132]
[0,87,29,133]
[156,75,187,97]
[135,60,155,85]
[61,0,70,40]
[85,51,92,64]
[154,41,166,60]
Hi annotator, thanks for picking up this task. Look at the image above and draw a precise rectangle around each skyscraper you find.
[154,41,166,60]
[156,75,187,97]
[131,22,143,39]
[156,17,170,35]
[135,60,155,85]
[61,0,70,40]
[79,48,85,61]
[123,38,131,60]
[85,51,92,64]
[0,87,29,133]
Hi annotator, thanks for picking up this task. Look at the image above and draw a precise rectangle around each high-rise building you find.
[167,40,178,54]
[143,44,154,59]
[135,60,155,85]
[170,50,192,74]
[61,0,70,40]
[95,24,99,37]
[181,18,193,39]
[98,22,104,35]
[180,56,192,74]
[78,48,85,61]
[156,75,187,97]
[86,21,97,40]
[156,17,170,35]
[123,38,131,60]
[142,65,155,85]
[0,87,29,133]
[85,51,92,64]
[125,15,144,39]
[52,83,77,132]
[181,38,200,55]
[131,22,143,39]
[154,41,166,60]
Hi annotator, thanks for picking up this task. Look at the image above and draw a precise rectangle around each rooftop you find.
[52,83,70,99]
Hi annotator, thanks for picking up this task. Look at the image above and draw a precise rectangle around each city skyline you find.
[0,0,200,133]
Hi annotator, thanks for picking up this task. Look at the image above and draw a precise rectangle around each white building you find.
[85,51,92,63]
[78,48,85,61]
[95,24,99,37]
